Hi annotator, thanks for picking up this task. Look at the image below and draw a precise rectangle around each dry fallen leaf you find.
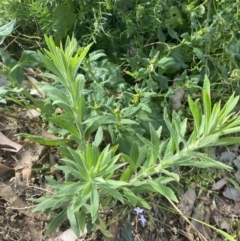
[0,132,22,152]
[212,177,228,190]
[15,142,45,171]
[25,109,41,119]
[0,181,50,221]
[220,151,236,162]
[55,228,81,241]
[26,218,43,241]
[169,82,185,111]
[223,187,240,201]
[22,166,32,181]
[178,183,196,224]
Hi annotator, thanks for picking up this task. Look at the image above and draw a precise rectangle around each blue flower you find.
[139,214,147,226]
[134,207,143,214]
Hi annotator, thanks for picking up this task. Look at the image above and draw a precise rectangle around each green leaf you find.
[84,115,117,139]
[82,182,93,196]
[123,187,150,209]
[202,75,211,135]
[148,180,178,202]
[167,26,178,39]
[98,216,114,238]
[32,198,58,212]
[50,116,79,137]
[90,186,99,222]
[46,209,67,235]
[164,109,179,152]
[104,179,128,188]
[93,126,103,147]
[67,206,79,237]
[120,166,133,182]
[89,50,106,61]
[0,20,15,44]
[15,133,65,146]
[86,143,99,169]
[78,42,93,64]
[149,123,161,150]
[56,164,89,181]
[77,209,86,233]
[120,119,138,125]
[101,185,124,203]
[19,50,43,67]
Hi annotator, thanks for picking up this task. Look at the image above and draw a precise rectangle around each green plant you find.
[26,35,240,241]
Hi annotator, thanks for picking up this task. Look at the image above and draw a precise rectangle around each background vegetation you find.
[1,0,240,240]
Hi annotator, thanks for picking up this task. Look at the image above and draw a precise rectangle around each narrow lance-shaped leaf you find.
[202,75,212,135]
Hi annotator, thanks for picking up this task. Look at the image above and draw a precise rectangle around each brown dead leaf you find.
[22,166,32,181]
[0,162,14,174]
[15,142,45,171]
[0,132,22,152]
[169,82,185,111]
[0,181,50,221]
[190,202,212,239]
[26,218,43,241]
[223,187,240,201]
[233,201,240,215]
[25,109,41,119]
[25,75,45,99]
[212,177,228,190]
[235,170,240,183]
[178,183,196,224]
[55,228,85,241]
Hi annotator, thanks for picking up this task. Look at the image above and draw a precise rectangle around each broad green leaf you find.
[78,42,93,64]
[16,133,65,146]
[217,137,240,146]
[54,182,86,197]
[90,186,99,222]
[149,123,161,150]
[62,155,89,182]
[164,109,179,152]
[67,206,79,237]
[104,179,128,188]
[99,216,114,238]
[137,133,158,153]
[121,106,142,118]
[148,180,178,202]
[32,198,58,212]
[93,126,103,147]
[0,20,15,44]
[46,209,67,235]
[160,169,180,182]
[123,187,150,209]
[19,50,43,67]
[56,164,89,181]
[120,166,133,182]
[121,154,136,171]
[130,143,139,167]
[120,119,138,125]
[202,75,211,135]
[208,102,221,134]
[77,209,86,233]
[86,143,99,169]
[219,94,239,124]
[89,50,106,61]
[72,194,89,212]
[84,115,117,139]
[81,182,93,196]
[50,116,79,137]
[101,185,124,203]
[67,148,89,177]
